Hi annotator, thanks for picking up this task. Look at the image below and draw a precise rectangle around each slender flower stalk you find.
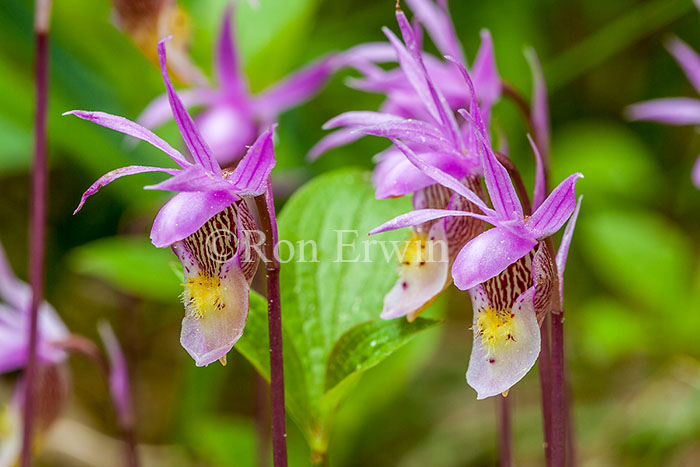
[254,185,288,467]
[498,394,511,467]
[22,1,52,465]
[550,311,565,466]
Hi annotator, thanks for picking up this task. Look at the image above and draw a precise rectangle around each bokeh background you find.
[1,0,700,465]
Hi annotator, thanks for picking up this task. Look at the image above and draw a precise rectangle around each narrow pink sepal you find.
[528,134,546,210]
[667,37,700,95]
[370,209,488,236]
[625,97,700,125]
[64,110,189,168]
[525,173,583,239]
[75,165,180,214]
[97,321,134,428]
[157,38,220,174]
[227,124,277,197]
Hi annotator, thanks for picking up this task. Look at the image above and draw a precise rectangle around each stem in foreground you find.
[254,185,288,467]
[538,315,553,466]
[21,2,52,465]
[498,394,512,467]
[550,312,566,466]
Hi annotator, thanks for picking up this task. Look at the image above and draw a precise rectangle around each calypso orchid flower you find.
[67,38,276,367]
[138,5,341,165]
[310,0,500,165]
[0,241,70,465]
[371,61,582,397]
[625,26,700,188]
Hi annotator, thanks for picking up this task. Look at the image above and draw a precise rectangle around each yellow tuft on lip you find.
[400,231,428,267]
[474,306,516,355]
[181,273,224,320]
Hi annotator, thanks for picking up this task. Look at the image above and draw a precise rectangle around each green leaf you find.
[236,169,439,448]
[324,317,441,393]
[67,236,182,302]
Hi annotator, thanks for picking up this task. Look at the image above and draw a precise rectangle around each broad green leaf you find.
[324,317,441,393]
[236,169,440,448]
[67,236,182,302]
[580,209,693,310]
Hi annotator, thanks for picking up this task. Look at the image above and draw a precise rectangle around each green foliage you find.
[234,170,441,454]
[67,236,183,302]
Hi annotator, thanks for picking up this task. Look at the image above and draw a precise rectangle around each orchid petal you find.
[525,173,583,239]
[158,39,220,174]
[97,322,133,428]
[196,104,257,165]
[370,209,489,235]
[151,191,237,248]
[667,37,700,94]
[693,155,700,188]
[466,286,540,399]
[452,227,536,291]
[360,120,459,154]
[226,125,277,196]
[64,111,189,168]
[471,30,501,111]
[255,57,336,123]
[144,165,233,193]
[179,257,249,367]
[555,196,583,299]
[308,128,365,161]
[322,111,401,130]
[0,244,29,310]
[528,134,546,210]
[405,0,465,64]
[383,27,440,123]
[395,10,462,148]
[75,165,180,214]
[136,89,216,132]
[392,139,491,213]
[525,48,550,163]
[381,222,449,320]
[340,42,399,69]
[625,97,700,125]
[479,135,524,220]
[216,5,248,100]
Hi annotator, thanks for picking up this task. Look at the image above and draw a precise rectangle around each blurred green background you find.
[1,0,700,465]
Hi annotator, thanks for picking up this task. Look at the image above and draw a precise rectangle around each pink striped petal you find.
[151,191,237,248]
[75,165,180,214]
[452,228,536,291]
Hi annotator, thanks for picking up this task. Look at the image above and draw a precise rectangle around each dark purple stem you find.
[550,312,566,466]
[538,316,553,466]
[498,394,511,467]
[254,184,288,467]
[21,3,51,465]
